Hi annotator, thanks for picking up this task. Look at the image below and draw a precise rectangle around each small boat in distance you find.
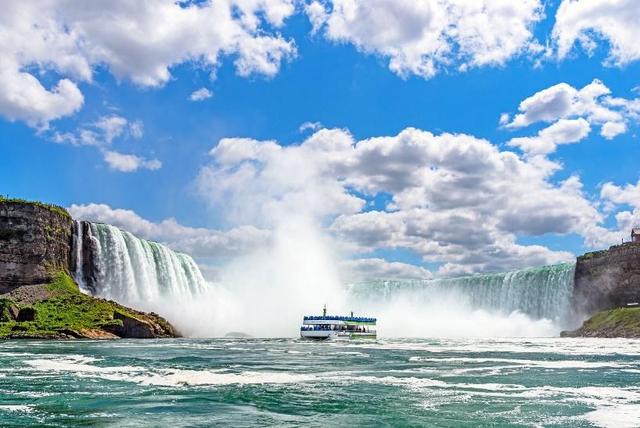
[300,305,377,340]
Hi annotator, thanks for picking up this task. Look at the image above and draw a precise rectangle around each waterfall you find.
[72,221,208,310]
[349,263,576,326]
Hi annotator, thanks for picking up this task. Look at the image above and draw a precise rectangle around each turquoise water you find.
[1,338,639,427]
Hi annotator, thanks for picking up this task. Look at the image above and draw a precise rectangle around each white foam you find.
[24,355,316,387]
[136,369,316,387]
[0,405,33,413]
[350,338,640,357]
[585,404,640,428]
[408,355,629,367]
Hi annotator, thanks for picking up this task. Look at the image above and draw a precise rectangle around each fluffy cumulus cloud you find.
[305,0,544,79]
[197,132,366,226]
[196,126,606,275]
[68,203,270,263]
[504,79,639,154]
[189,88,213,102]
[553,0,640,66]
[508,118,591,155]
[592,180,640,247]
[0,0,296,126]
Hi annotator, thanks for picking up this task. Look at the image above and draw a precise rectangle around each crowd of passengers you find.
[303,316,376,322]
[301,325,371,332]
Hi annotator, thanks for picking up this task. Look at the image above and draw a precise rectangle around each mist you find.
[161,238,563,338]
[165,217,349,337]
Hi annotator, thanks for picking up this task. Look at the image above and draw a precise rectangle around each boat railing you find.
[303,315,376,323]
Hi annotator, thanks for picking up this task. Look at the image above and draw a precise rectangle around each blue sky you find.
[3,0,640,280]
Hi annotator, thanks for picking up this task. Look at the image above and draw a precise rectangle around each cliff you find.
[0,198,73,291]
[573,242,640,315]
[559,241,640,338]
[0,198,178,339]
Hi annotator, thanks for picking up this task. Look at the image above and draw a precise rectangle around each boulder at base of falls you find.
[560,307,640,338]
[105,310,178,339]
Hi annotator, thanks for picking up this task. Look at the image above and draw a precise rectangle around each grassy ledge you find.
[561,307,640,338]
[0,272,176,339]
[0,196,71,219]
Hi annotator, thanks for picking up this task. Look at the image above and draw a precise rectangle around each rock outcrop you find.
[0,198,180,340]
[561,307,640,338]
[573,242,640,316]
[108,310,178,339]
[0,199,73,292]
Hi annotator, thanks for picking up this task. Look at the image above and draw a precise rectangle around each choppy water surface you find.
[1,338,640,427]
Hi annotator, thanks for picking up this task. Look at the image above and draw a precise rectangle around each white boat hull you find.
[300,330,376,340]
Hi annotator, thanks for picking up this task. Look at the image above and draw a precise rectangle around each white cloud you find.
[198,131,365,226]
[593,180,640,247]
[601,181,640,211]
[306,0,544,79]
[95,115,129,144]
[0,0,296,125]
[129,120,144,139]
[508,118,591,155]
[601,121,627,140]
[53,114,136,146]
[506,79,622,129]
[299,121,323,133]
[52,114,155,172]
[189,88,213,102]
[68,203,270,261]
[507,83,578,128]
[197,126,603,274]
[553,0,640,66]
[0,68,84,127]
[504,79,639,153]
[103,151,162,172]
[340,258,432,282]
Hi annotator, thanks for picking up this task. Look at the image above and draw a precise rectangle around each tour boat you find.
[300,306,377,340]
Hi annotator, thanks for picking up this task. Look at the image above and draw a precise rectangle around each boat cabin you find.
[300,307,377,340]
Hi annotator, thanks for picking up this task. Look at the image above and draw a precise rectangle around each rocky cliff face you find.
[0,200,73,292]
[573,242,640,316]
[0,199,180,339]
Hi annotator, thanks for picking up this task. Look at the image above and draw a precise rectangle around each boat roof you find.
[304,315,376,323]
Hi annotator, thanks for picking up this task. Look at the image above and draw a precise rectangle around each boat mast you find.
[323,304,327,317]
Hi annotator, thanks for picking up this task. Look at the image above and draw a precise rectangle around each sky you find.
[3,0,640,281]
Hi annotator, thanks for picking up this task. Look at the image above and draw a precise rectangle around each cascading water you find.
[73,221,208,311]
[349,263,577,332]
[72,217,577,337]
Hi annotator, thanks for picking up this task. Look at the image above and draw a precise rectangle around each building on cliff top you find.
[633,228,640,243]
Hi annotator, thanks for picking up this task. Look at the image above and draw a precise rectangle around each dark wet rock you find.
[16,307,36,322]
